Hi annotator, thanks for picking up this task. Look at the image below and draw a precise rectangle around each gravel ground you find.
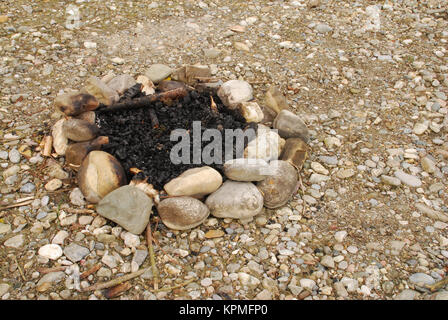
[1,0,448,300]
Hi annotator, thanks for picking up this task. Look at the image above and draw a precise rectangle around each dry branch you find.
[80,263,101,279]
[81,268,148,292]
[104,282,132,299]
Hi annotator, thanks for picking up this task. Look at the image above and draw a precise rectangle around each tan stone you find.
[82,76,119,106]
[78,151,127,203]
[164,166,222,197]
[280,138,309,170]
[238,101,264,123]
[158,197,209,231]
[52,119,68,156]
[265,86,288,114]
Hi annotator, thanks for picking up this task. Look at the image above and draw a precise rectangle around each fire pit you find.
[48,64,310,235]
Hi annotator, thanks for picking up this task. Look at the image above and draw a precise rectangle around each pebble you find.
[320,255,335,268]
[334,231,347,242]
[394,170,422,187]
[394,289,419,300]
[217,80,253,109]
[63,243,90,262]
[38,244,63,260]
[20,182,35,193]
[8,148,21,163]
[145,64,172,84]
[223,158,270,182]
[409,273,435,286]
[45,179,62,191]
[4,234,25,248]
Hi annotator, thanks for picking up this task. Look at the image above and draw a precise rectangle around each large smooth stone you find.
[244,129,285,161]
[223,158,270,181]
[206,181,264,219]
[158,197,209,230]
[145,64,173,84]
[273,109,309,142]
[78,151,127,203]
[63,118,99,142]
[52,119,68,156]
[65,136,109,169]
[217,80,253,109]
[280,138,309,170]
[97,185,153,234]
[265,86,288,114]
[239,101,264,123]
[257,160,298,208]
[75,111,96,124]
[107,74,137,95]
[164,166,222,197]
[83,76,119,106]
[54,92,99,116]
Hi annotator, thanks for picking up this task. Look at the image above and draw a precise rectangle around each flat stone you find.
[394,170,422,187]
[0,223,11,234]
[97,185,153,234]
[132,250,148,267]
[45,179,62,191]
[206,181,263,219]
[223,158,270,181]
[8,148,21,163]
[315,23,333,33]
[421,157,436,174]
[280,138,309,170]
[83,76,119,106]
[54,92,99,116]
[107,74,136,95]
[4,234,25,248]
[164,166,222,197]
[70,188,86,206]
[38,244,63,260]
[37,272,65,287]
[217,80,253,109]
[63,118,99,142]
[300,279,316,290]
[0,283,10,297]
[52,231,69,245]
[273,110,309,142]
[52,119,68,156]
[409,273,435,286]
[381,175,401,186]
[158,196,209,230]
[63,243,90,262]
[394,289,420,300]
[257,160,298,209]
[334,231,347,242]
[320,255,335,268]
[415,203,448,222]
[336,168,355,179]
[265,86,288,114]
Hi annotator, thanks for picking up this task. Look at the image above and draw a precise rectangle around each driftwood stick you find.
[146,223,159,291]
[80,263,102,279]
[14,256,26,281]
[149,109,159,129]
[37,266,68,274]
[152,279,195,293]
[64,208,96,215]
[97,88,188,113]
[0,199,34,210]
[42,136,53,157]
[426,277,448,292]
[81,268,148,292]
[104,282,132,299]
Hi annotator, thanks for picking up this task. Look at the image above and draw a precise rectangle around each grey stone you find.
[63,243,90,262]
[394,289,419,300]
[97,185,153,234]
[206,181,264,219]
[158,196,209,230]
[315,23,333,33]
[145,64,172,84]
[0,283,10,297]
[132,250,148,267]
[8,148,21,163]
[394,170,422,187]
[409,273,435,286]
[20,182,35,193]
[273,109,309,142]
[223,158,270,181]
[37,272,65,286]
[4,234,25,248]
[256,160,298,208]
[107,74,136,95]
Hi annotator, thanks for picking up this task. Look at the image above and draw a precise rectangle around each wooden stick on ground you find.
[80,263,102,279]
[104,282,132,299]
[0,199,34,211]
[37,266,68,274]
[146,223,159,291]
[81,268,148,292]
[14,256,26,282]
[426,277,448,292]
[152,279,195,293]
[42,136,53,157]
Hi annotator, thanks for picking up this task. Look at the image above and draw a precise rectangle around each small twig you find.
[104,282,132,299]
[64,208,96,215]
[42,136,53,157]
[80,263,102,279]
[37,266,68,274]
[14,256,26,282]
[298,174,307,217]
[81,268,148,292]
[426,277,448,292]
[152,278,195,293]
[0,199,34,210]
[146,223,159,291]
